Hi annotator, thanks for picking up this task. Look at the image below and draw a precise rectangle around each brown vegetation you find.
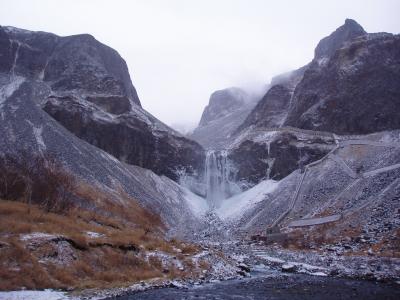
[0,152,75,213]
[0,153,202,291]
[0,198,200,291]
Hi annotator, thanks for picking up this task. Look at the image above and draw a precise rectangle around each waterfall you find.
[205,150,239,209]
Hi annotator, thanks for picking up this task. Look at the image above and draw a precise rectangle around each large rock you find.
[0,25,204,181]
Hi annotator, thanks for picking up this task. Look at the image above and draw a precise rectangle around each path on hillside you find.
[270,133,400,227]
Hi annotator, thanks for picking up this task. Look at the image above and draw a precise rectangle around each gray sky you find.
[1,0,399,128]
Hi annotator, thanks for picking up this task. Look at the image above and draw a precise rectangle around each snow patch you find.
[216,180,279,220]
[20,232,56,241]
[0,290,71,300]
[183,189,209,217]
[85,231,104,238]
[0,290,69,300]
[255,254,285,264]
[33,125,46,150]
[0,76,25,108]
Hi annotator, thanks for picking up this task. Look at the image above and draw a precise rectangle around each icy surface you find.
[216,180,279,220]
[0,290,69,300]
[182,188,209,217]
[204,150,241,208]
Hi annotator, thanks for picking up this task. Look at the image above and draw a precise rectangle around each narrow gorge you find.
[0,14,399,300]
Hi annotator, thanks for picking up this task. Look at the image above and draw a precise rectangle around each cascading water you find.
[205,150,240,209]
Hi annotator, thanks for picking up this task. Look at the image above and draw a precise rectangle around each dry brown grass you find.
[0,198,199,291]
[0,153,203,291]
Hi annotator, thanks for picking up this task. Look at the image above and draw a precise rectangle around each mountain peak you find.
[344,18,362,27]
[314,18,366,59]
[198,87,248,127]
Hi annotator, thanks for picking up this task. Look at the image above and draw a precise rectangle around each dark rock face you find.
[227,19,400,189]
[267,133,333,179]
[270,64,308,89]
[229,132,334,184]
[0,25,204,181]
[0,28,14,73]
[2,26,140,106]
[43,33,141,106]
[85,95,131,115]
[284,21,400,135]
[285,32,400,134]
[198,87,248,127]
[236,85,292,131]
[43,96,204,181]
[314,19,366,60]
[191,87,263,149]
[228,140,269,186]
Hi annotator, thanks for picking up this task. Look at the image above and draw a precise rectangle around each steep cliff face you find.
[284,31,400,134]
[0,75,208,229]
[223,19,400,190]
[236,85,292,131]
[227,130,335,186]
[191,87,262,149]
[198,87,248,127]
[314,18,366,60]
[0,25,204,181]
[284,20,400,134]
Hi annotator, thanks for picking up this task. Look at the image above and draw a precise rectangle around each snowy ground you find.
[0,290,70,300]
[216,179,279,221]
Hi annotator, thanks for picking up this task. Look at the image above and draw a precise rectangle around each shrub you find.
[0,152,75,213]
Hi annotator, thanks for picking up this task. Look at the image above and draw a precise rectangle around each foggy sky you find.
[1,0,399,128]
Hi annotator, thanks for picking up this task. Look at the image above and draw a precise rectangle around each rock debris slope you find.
[228,131,400,253]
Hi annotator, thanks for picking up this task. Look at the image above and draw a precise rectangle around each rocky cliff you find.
[236,85,292,131]
[191,87,263,149]
[0,73,208,230]
[0,25,204,181]
[221,19,400,190]
[284,20,400,134]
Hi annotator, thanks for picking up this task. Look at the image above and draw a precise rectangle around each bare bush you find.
[0,152,76,213]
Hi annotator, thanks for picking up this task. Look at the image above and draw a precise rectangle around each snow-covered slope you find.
[216,180,279,221]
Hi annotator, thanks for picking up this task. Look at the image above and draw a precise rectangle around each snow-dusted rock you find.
[281,263,297,272]
[0,25,205,182]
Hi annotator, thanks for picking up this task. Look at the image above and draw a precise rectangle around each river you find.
[105,271,400,300]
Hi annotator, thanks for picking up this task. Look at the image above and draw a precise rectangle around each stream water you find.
[107,271,400,300]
